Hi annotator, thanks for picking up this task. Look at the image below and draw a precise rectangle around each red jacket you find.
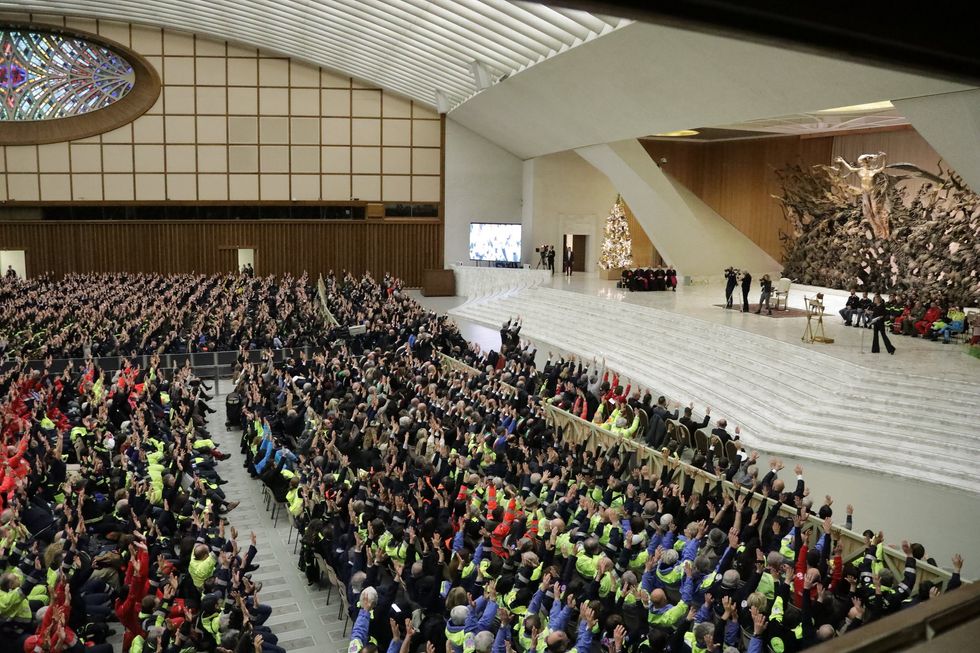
[115,548,150,651]
[920,306,942,324]
[601,373,630,405]
[487,487,519,558]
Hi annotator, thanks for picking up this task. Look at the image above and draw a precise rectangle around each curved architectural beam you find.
[0,0,627,107]
[450,21,973,159]
[576,139,779,277]
[895,90,980,193]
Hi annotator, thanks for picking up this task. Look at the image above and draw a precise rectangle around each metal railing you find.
[0,347,315,395]
[438,352,962,589]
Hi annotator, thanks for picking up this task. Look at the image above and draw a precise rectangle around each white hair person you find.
[359,586,378,610]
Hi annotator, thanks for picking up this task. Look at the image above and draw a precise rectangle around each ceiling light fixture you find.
[816,100,894,114]
[653,129,699,137]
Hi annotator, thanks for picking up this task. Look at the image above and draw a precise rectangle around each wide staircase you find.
[450,287,980,494]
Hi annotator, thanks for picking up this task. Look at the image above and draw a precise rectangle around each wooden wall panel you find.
[622,201,663,267]
[640,140,705,194]
[0,220,442,286]
[698,136,833,259]
[640,129,942,263]
[641,135,834,261]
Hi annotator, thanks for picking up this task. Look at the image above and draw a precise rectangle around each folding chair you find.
[327,565,351,635]
[710,435,727,467]
[725,440,741,467]
[314,553,333,603]
[694,429,710,457]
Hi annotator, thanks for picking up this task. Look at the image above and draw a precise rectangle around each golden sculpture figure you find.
[834,152,891,239]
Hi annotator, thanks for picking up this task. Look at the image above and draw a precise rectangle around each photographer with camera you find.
[535,244,548,269]
[756,273,773,315]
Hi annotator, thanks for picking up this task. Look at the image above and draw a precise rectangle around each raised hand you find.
[613,624,626,650]
[952,553,964,572]
[848,596,865,620]
[751,606,768,635]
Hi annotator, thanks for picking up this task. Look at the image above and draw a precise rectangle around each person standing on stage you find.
[755,274,773,315]
[724,267,738,308]
[547,246,556,274]
[740,270,753,312]
[563,246,575,276]
[870,293,896,354]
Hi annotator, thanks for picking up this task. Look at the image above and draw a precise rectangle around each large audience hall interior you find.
[1,3,979,653]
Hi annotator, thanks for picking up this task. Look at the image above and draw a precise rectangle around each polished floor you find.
[545,274,979,383]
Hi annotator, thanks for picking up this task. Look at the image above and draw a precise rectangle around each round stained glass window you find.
[1,28,136,121]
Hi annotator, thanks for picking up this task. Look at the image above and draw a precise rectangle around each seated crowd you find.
[0,350,287,653]
[0,272,323,360]
[620,269,677,293]
[227,270,965,653]
[838,290,971,344]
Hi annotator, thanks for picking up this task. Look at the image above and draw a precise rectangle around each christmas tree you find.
[598,195,633,270]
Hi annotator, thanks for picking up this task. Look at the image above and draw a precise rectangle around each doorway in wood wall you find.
[237,248,255,273]
[562,234,588,272]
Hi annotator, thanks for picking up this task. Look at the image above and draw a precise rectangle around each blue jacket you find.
[348,608,371,652]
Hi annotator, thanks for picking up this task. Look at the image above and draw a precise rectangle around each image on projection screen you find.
[469,223,521,262]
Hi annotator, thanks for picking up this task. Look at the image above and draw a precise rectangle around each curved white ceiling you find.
[0,1,628,107]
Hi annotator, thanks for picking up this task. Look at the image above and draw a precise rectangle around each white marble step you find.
[455,303,978,491]
[457,293,979,445]
[459,291,979,428]
[518,289,979,407]
[450,288,980,494]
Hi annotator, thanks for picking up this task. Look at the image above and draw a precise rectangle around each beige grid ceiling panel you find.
[0,16,443,202]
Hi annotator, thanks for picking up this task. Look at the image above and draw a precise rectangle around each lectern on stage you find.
[802,294,834,344]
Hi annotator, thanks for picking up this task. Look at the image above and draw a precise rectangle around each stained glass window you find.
[0,28,135,121]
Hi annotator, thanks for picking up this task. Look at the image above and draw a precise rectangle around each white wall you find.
[0,250,27,278]
[526,150,620,273]
[443,118,523,267]
[450,20,972,159]
[895,89,980,192]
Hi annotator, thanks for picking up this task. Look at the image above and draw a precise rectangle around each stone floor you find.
[206,390,351,653]
[541,274,980,383]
